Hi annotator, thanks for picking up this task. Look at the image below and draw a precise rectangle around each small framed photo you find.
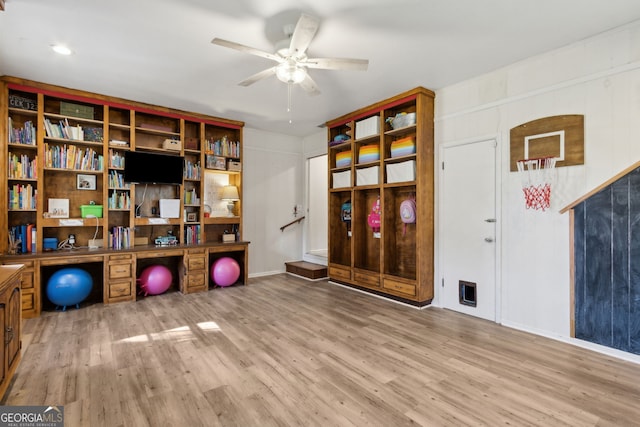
[186,212,197,222]
[206,155,226,170]
[77,174,97,190]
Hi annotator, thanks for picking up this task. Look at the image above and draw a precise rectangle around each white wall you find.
[243,128,304,276]
[436,20,640,362]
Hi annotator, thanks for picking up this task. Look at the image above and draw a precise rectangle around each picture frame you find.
[206,155,226,170]
[186,212,197,222]
[77,174,97,190]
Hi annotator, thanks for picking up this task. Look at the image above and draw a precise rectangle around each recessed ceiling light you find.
[51,44,72,55]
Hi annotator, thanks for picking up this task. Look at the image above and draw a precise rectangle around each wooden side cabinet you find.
[105,253,136,303]
[180,248,208,293]
[0,264,22,399]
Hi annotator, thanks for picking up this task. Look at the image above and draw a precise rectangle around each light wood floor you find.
[4,274,640,426]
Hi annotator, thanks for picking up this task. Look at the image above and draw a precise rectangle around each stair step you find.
[285,261,328,280]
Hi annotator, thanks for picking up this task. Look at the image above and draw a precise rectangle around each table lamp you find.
[221,185,239,217]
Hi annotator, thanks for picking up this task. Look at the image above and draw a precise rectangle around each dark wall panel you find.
[611,177,630,351]
[581,188,612,347]
[574,167,640,356]
[629,170,640,354]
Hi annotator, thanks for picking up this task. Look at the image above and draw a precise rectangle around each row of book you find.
[110,226,131,250]
[44,118,103,142]
[8,153,37,179]
[184,160,201,180]
[8,117,37,145]
[9,184,37,210]
[205,136,240,158]
[108,191,131,210]
[184,188,200,205]
[108,170,129,189]
[8,224,36,253]
[184,225,201,245]
[108,149,125,168]
[44,143,104,171]
[44,118,85,140]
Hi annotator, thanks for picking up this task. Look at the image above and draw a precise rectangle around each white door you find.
[441,139,497,321]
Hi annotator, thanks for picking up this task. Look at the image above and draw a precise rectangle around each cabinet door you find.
[7,287,20,366]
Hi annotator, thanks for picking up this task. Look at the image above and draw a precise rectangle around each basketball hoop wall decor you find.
[510,115,584,172]
[510,115,584,211]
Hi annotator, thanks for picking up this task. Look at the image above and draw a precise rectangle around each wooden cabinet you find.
[326,87,435,306]
[0,264,22,399]
[105,253,135,303]
[180,248,208,294]
[0,76,244,256]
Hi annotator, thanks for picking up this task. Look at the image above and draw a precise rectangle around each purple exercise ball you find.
[211,257,240,287]
[138,264,172,296]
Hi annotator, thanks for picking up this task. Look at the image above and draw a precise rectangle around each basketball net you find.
[516,157,556,211]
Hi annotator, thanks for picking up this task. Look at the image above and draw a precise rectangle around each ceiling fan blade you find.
[299,73,321,96]
[212,38,282,62]
[304,57,369,71]
[238,67,277,87]
[288,13,320,56]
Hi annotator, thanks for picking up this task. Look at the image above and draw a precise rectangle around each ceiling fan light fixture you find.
[276,61,306,84]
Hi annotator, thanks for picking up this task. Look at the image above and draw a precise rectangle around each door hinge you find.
[441,277,444,287]
[441,161,444,170]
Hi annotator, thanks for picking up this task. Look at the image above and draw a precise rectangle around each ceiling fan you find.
[211,13,369,96]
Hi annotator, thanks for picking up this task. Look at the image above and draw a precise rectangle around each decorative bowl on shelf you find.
[387,112,416,129]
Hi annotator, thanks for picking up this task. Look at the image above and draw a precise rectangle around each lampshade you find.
[221,185,239,201]
[276,61,306,84]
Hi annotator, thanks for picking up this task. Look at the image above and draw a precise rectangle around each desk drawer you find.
[21,290,35,311]
[109,281,132,298]
[20,270,34,289]
[188,256,206,271]
[109,263,132,279]
[109,253,133,261]
[187,273,206,289]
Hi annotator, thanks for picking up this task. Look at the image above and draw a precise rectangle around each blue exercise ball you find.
[46,268,93,310]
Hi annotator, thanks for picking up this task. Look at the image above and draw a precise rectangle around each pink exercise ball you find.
[211,257,240,287]
[138,264,172,296]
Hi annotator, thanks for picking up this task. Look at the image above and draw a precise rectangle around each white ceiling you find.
[3,0,640,137]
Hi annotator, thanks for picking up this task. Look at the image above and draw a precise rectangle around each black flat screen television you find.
[123,151,184,185]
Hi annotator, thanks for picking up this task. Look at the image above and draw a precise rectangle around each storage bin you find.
[356,166,379,186]
[391,137,416,158]
[332,170,351,188]
[386,160,416,183]
[162,138,182,151]
[358,144,380,163]
[355,116,379,139]
[336,150,352,168]
[80,204,103,218]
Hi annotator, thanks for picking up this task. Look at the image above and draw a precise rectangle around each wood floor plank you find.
[3,274,640,426]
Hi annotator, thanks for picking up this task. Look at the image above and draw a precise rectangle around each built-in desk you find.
[0,242,249,318]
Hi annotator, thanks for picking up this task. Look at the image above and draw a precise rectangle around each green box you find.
[80,205,103,218]
[60,101,94,120]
